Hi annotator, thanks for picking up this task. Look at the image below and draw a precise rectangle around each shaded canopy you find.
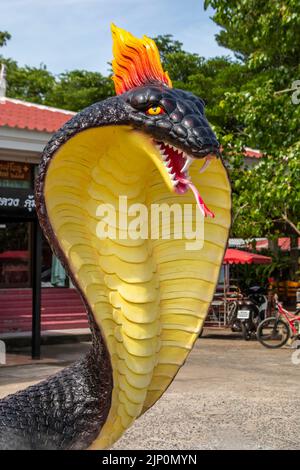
[224,248,272,265]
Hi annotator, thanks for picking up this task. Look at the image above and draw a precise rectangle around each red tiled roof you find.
[0,97,75,133]
[256,238,300,251]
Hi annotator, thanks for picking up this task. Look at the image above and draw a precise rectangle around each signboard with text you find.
[0,187,36,218]
[0,161,31,182]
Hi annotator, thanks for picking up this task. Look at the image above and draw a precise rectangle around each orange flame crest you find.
[111,24,172,95]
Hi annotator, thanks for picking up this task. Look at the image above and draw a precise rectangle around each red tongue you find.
[178,177,215,218]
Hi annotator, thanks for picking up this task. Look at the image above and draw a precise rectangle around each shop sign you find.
[0,161,31,181]
[0,188,36,217]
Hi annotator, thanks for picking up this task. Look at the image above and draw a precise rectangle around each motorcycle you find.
[236,286,268,340]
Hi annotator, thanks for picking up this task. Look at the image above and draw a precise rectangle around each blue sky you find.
[2,0,230,76]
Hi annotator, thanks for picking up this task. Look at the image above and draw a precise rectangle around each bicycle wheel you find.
[257,317,290,349]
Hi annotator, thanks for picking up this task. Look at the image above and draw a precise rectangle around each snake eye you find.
[146,106,165,116]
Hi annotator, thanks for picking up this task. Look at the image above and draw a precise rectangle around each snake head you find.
[123,85,219,158]
[121,85,220,215]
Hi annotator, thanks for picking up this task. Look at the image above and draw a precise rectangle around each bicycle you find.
[257,295,300,349]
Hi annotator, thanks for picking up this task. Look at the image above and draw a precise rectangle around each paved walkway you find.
[1,331,300,449]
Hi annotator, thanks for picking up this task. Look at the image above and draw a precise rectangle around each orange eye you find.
[146,106,165,116]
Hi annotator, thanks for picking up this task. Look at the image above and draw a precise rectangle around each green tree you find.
[153,34,183,63]
[0,59,114,111]
[46,70,114,112]
[0,31,11,48]
[205,0,300,69]
[204,0,300,242]
[1,58,55,104]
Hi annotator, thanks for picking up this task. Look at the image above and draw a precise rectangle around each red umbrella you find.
[223,248,272,265]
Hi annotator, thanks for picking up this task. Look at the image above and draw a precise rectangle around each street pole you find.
[31,220,42,359]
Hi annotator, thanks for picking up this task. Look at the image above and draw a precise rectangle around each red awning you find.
[223,248,272,265]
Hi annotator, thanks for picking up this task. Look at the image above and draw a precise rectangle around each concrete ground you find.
[1,330,300,450]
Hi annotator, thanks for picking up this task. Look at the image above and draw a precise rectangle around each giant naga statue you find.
[0,25,231,450]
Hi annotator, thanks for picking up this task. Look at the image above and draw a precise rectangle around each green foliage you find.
[152,34,183,63]
[46,70,114,112]
[231,145,300,238]
[1,58,55,104]
[232,251,292,290]
[0,31,11,48]
[204,0,300,242]
[0,58,114,111]
[205,0,300,69]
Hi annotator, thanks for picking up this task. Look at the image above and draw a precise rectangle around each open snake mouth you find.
[154,140,217,218]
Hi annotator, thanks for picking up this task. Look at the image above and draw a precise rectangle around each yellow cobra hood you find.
[44,125,231,448]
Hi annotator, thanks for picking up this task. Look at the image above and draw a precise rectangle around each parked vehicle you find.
[227,298,243,332]
[257,295,300,349]
[204,285,268,340]
[237,286,268,340]
[205,285,243,330]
